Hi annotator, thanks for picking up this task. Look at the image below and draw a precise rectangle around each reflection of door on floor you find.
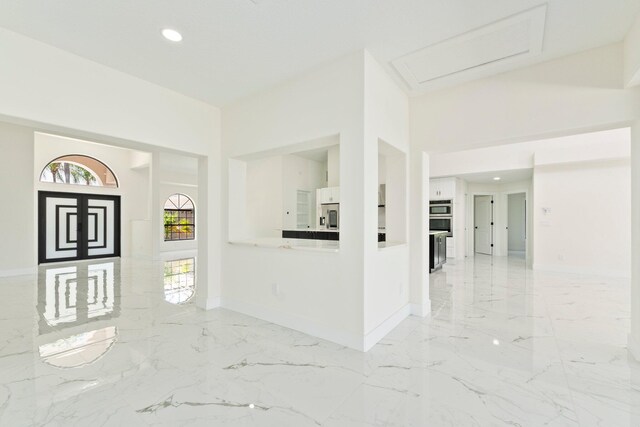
[474,195,493,255]
[507,192,526,256]
[38,191,121,263]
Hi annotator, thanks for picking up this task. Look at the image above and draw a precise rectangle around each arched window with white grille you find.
[163,194,195,241]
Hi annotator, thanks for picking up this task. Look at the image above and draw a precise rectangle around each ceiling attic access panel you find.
[392,4,547,93]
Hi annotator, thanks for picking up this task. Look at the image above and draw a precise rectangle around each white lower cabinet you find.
[446,237,455,259]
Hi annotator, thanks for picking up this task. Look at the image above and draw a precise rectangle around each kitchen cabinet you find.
[429,231,447,272]
[317,186,340,204]
[430,178,455,200]
[446,237,455,259]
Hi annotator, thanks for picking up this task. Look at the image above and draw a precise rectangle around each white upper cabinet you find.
[430,178,455,200]
[317,186,340,204]
[330,187,339,203]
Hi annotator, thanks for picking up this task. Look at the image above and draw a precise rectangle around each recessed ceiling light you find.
[162,28,183,42]
[493,177,501,181]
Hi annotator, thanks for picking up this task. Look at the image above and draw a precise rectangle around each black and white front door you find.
[38,191,121,263]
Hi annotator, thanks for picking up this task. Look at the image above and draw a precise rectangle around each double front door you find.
[38,191,121,264]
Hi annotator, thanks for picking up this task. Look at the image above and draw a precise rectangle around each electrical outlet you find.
[399,283,404,296]
[271,283,279,296]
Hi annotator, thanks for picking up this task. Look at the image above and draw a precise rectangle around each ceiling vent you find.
[392,4,547,92]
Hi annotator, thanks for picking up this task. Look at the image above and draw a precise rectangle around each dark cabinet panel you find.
[282,230,339,241]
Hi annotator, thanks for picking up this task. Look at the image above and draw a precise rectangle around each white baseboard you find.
[221,297,365,351]
[410,301,431,317]
[0,267,37,278]
[363,304,411,352]
[533,263,630,279]
[629,334,640,362]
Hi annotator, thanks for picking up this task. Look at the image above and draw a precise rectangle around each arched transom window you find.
[164,194,195,241]
[40,155,118,188]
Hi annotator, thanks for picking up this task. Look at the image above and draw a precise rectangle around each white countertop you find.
[281,228,339,233]
[229,237,339,252]
[378,241,407,250]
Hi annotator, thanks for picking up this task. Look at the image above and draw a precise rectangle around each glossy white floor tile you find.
[0,254,639,426]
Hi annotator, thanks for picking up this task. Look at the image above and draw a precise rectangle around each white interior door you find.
[474,195,493,255]
[507,193,527,252]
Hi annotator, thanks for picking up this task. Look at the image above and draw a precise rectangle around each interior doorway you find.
[38,191,121,264]
[474,195,493,255]
[507,192,526,258]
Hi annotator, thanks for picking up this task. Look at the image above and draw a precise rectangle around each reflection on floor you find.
[39,326,118,369]
[163,258,196,304]
[0,256,639,426]
[38,261,120,333]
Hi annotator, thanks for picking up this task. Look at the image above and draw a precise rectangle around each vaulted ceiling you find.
[0,0,638,106]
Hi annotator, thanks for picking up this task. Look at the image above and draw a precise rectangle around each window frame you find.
[163,194,196,241]
[39,154,119,188]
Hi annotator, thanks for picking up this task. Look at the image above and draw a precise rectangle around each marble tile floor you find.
[0,254,639,426]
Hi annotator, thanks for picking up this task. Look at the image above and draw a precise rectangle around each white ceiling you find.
[0,0,638,106]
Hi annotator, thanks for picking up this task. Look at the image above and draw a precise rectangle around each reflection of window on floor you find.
[39,326,117,368]
[164,258,196,304]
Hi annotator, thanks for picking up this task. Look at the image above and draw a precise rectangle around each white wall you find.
[246,156,283,237]
[0,27,219,156]
[625,13,640,87]
[533,159,631,277]
[530,131,631,277]
[508,193,526,251]
[0,122,34,276]
[630,121,640,360]
[222,51,367,348]
[222,50,411,350]
[363,52,411,339]
[412,44,640,154]
[430,127,631,178]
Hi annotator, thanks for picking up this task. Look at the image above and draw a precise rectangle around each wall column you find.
[196,154,222,310]
[409,149,430,316]
[630,121,640,361]
[149,152,161,261]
